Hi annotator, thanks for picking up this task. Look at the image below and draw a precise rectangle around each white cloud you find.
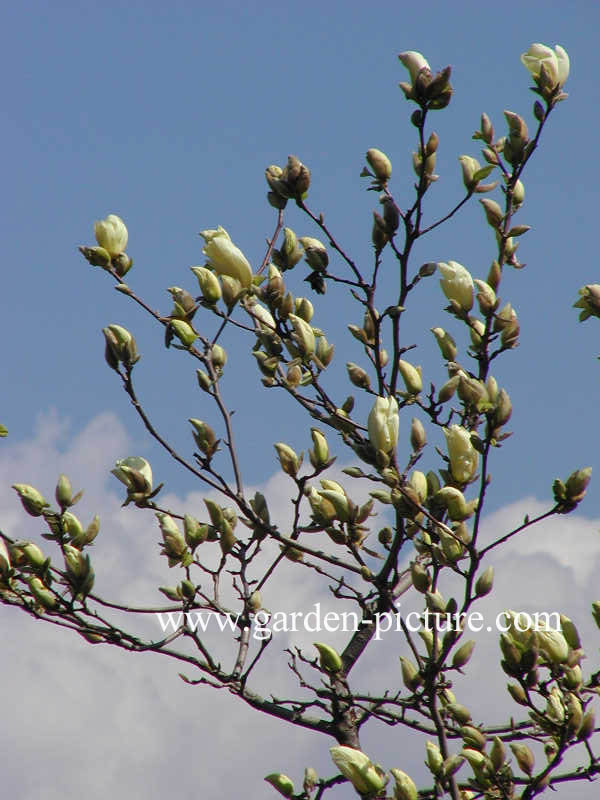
[1,415,599,799]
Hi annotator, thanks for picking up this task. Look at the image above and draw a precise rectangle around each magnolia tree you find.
[1,43,597,800]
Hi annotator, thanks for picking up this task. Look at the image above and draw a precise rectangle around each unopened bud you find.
[475,566,494,597]
[314,642,343,672]
[431,327,457,361]
[480,198,504,229]
[366,148,392,182]
[398,359,422,394]
[12,484,49,517]
[274,442,301,477]
[410,417,426,451]
[346,362,371,389]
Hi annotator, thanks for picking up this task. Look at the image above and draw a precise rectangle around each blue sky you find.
[2,2,600,798]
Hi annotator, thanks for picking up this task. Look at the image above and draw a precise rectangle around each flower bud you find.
[436,487,472,521]
[112,253,132,277]
[574,284,600,321]
[281,155,311,198]
[521,43,569,94]
[329,746,387,795]
[444,425,478,484]
[303,768,318,795]
[475,566,494,597]
[536,628,570,664]
[366,148,392,182]
[480,198,504,229]
[398,359,422,394]
[294,296,314,322]
[200,226,253,288]
[287,313,315,358]
[55,474,74,509]
[371,211,388,251]
[400,656,422,691]
[29,576,58,610]
[438,261,474,311]
[409,470,428,503]
[211,344,227,370]
[474,279,497,314]
[23,542,47,569]
[111,457,153,499]
[510,743,534,776]
[410,417,426,451]
[79,246,112,268]
[298,237,329,271]
[458,155,481,192]
[264,774,294,798]
[94,214,128,256]
[425,741,443,776]
[12,484,49,517]
[452,639,475,668]
[565,467,592,504]
[410,561,430,592]
[309,428,329,468]
[170,319,197,347]
[368,396,399,454]
[431,327,457,361]
[437,375,459,403]
[380,195,400,233]
[157,513,187,565]
[398,51,431,85]
[191,266,222,303]
[274,443,301,477]
[314,642,343,673]
[189,419,217,457]
[346,362,371,389]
